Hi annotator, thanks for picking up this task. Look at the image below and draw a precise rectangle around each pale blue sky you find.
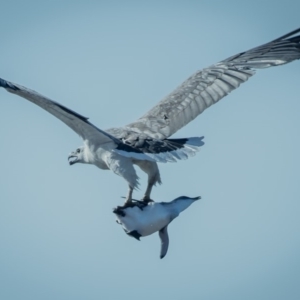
[1,1,300,300]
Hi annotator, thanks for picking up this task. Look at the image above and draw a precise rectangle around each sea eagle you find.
[1,28,299,203]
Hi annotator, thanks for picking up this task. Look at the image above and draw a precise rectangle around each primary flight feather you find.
[1,27,300,203]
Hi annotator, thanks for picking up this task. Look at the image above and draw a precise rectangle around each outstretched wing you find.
[0,79,120,147]
[125,28,300,139]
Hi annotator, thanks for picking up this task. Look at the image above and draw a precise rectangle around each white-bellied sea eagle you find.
[1,28,300,204]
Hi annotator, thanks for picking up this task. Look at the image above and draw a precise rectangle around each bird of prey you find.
[113,196,200,259]
[0,28,300,204]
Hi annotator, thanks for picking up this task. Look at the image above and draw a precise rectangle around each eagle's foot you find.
[123,198,133,207]
[141,196,154,204]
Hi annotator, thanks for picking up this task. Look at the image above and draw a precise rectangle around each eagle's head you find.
[68,147,86,165]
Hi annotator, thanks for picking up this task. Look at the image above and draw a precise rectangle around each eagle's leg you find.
[123,186,134,205]
[142,183,154,203]
[141,161,161,203]
[132,160,161,203]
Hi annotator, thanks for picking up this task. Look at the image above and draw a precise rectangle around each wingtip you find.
[270,27,300,43]
[0,78,7,88]
[0,78,19,91]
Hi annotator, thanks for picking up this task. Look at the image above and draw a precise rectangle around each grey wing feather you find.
[126,28,300,139]
[0,79,119,146]
[159,226,169,259]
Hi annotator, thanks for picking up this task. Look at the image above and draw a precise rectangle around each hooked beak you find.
[68,153,79,165]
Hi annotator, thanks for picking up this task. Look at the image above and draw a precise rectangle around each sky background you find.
[1,1,300,299]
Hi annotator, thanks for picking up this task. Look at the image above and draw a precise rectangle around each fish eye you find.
[76,148,80,153]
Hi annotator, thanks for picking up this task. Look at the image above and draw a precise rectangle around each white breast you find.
[117,203,171,237]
